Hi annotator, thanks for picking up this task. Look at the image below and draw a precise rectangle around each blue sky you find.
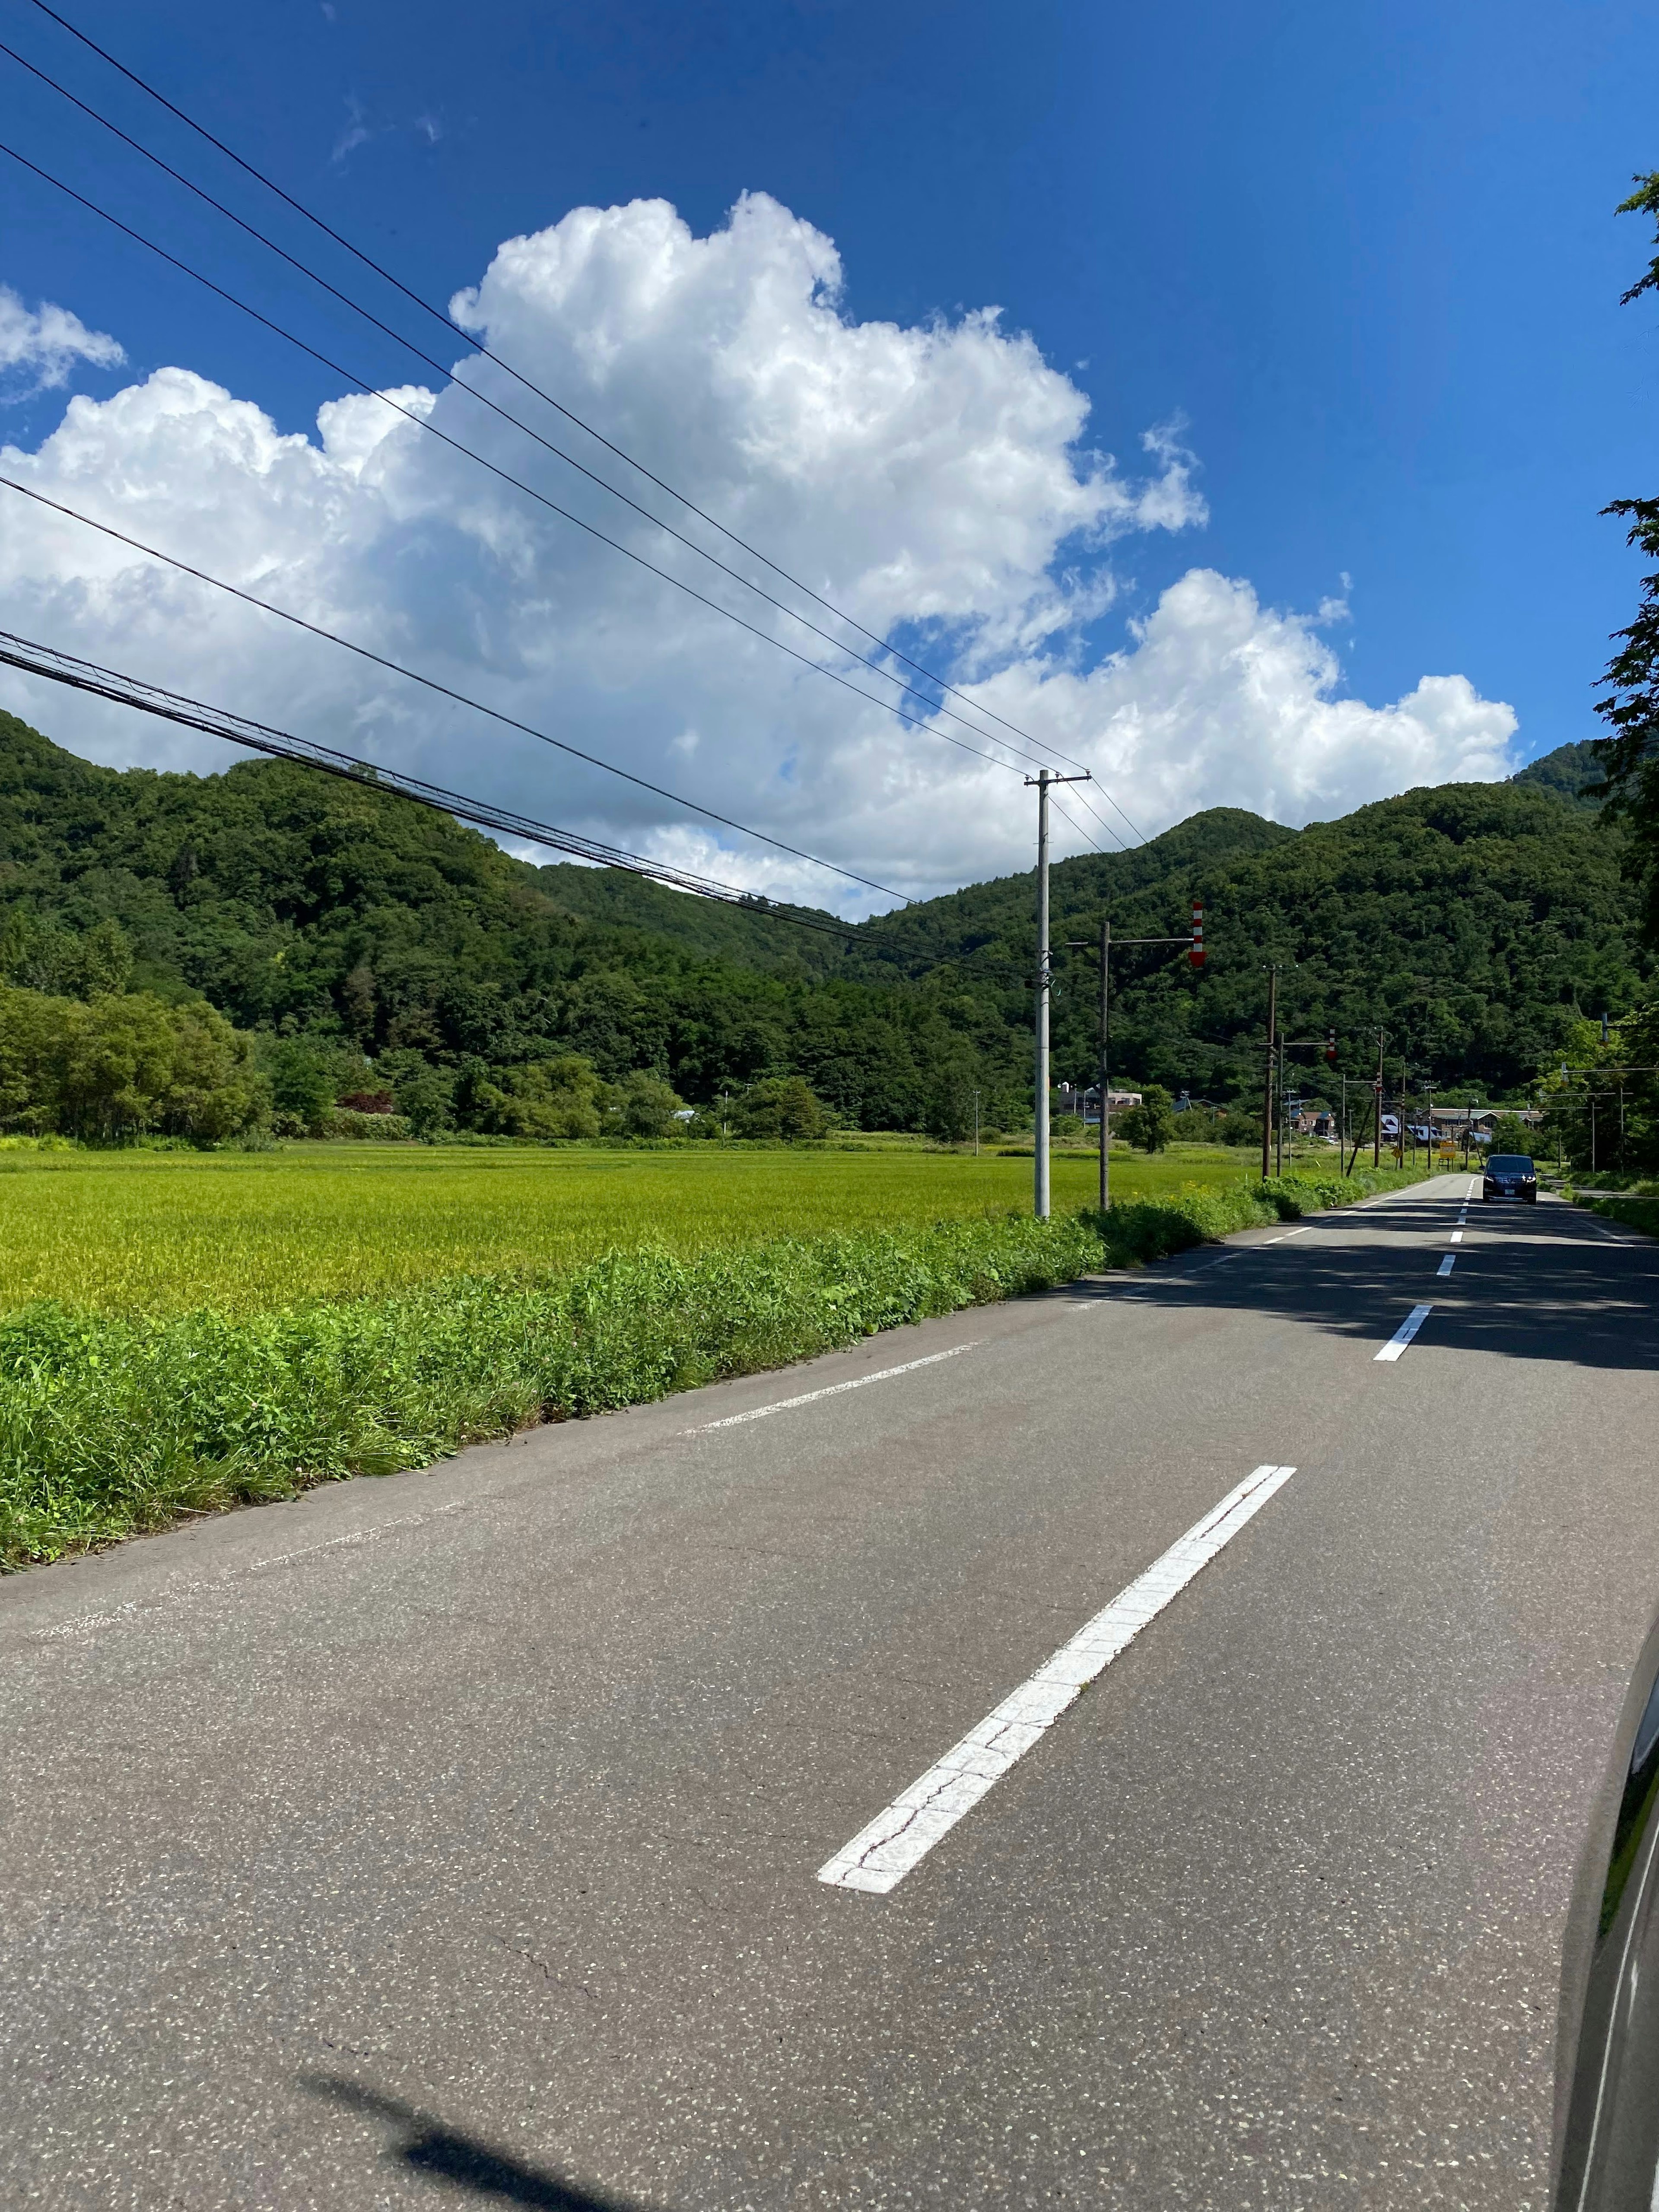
[0,0,1655,895]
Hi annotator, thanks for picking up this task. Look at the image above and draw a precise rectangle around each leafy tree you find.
[0,983,266,1140]
[261,1038,340,1131]
[1117,1084,1177,1152]
[470,1056,603,1140]
[730,1076,830,1141]
[604,1071,686,1138]
[922,1062,980,1143]
[396,1067,456,1138]
[1592,172,1659,946]
[1486,1114,1537,1157]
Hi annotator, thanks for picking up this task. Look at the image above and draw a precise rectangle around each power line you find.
[0,473,907,903]
[0,626,1037,986]
[0,136,1042,788]
[19,0,1150,839]
[1046,795,1110,859]
[0,51,1074,791]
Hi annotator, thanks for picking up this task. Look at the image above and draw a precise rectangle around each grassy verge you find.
[0,1163,1426,1569]
[1564,1177,1659,1236]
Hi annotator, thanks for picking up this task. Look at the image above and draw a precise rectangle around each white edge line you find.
[817,1464,1297,1895]
[688,1342,978,1432]
[31,1500,474,1642]
[1374,1303,1434,1362]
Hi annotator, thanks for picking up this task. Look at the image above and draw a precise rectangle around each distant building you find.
[1055,1083,1142,1124]
[1429,1106,1541,1147]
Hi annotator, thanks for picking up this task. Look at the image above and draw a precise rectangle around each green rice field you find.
[0,1139,1266,1318]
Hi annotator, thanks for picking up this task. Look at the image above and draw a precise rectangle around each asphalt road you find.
[5,1174,1658,2210]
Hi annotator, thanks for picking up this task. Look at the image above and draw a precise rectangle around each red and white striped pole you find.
[1189,898,1205,969]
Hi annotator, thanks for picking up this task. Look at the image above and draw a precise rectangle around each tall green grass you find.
[0,1160,1423,1567]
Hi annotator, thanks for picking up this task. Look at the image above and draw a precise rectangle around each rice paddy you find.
[0,1139,1263,1318]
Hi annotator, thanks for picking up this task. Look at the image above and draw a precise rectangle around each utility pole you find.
[1027,769,1090,1219]
[1261,967,1278,1183]
[1067,908,1195,1214]
[1373,1030,1386,1170]
[973,1087,980,1158]
[1098,917,1110,1212]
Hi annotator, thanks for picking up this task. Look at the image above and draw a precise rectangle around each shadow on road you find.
[1073,1193,1659,1373]
[300,2076,659,2210]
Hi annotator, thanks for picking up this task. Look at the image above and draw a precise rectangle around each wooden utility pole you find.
[1067,912,1192,1213]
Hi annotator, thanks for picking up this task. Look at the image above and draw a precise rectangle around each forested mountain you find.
[0,712,1646,1133]
[1510,739,1604,810]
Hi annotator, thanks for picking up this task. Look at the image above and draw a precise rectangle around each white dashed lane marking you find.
[1437,1255,1456,1277]
[1375,1304,1435,1363]
[819,1463,1297,1895]
[686,1343,978,1432]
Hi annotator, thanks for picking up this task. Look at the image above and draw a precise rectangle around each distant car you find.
[1484,1152,1537,1202]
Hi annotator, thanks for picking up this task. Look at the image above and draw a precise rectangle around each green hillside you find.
[1510,739,1605,810]
[0,709,1646,1130]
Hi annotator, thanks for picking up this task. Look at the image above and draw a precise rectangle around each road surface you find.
[4,1175,1657,2209]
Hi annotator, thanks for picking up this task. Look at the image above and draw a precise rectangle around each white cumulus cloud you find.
[0,194,1515,909]
[0,287,124,400]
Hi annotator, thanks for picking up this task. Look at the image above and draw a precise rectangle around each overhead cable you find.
[0,474,906,903]
[0,138,1040,787]
[0,628,1036,984]
[19,0,1149,839]
[0,57,1076,788]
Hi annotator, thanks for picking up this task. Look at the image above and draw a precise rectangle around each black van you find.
[1483,1153,1538,1202]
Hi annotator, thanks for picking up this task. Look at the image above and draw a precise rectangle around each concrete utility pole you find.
[973,1088,980,1158]
[1260,967,1278,1184]
[1098,917,1110,1212]
[1373,1030,1386,1170]
[1027,769,1090,1219]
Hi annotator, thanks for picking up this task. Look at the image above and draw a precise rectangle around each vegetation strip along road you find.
[0,1152,1425,1567]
